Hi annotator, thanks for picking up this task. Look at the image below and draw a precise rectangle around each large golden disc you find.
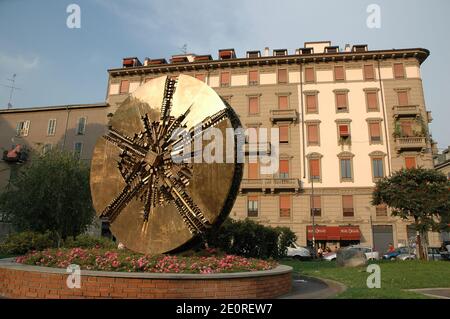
[90,75,242,254]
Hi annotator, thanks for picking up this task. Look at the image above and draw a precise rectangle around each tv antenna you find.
[1,74,21,109]
[180,44,188,54]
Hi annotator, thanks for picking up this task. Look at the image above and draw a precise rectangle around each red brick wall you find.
[0,267,291,299]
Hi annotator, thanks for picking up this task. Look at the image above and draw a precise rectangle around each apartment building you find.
[0,41,441,249]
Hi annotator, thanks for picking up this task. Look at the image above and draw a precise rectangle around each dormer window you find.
[247,51,261,59]
[325,46,339,53]
[298,48,313,55]
[352,44,368,52]
[273,49,288,56]
[219,49,236,60]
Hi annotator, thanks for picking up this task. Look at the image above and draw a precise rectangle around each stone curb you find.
[0,258,292,280]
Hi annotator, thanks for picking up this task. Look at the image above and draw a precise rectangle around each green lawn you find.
[281,259,450,299]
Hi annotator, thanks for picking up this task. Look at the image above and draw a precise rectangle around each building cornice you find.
[0,102,108,114]
[107,48,430,77]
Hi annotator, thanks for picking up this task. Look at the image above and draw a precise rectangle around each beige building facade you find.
[0,41,442,249]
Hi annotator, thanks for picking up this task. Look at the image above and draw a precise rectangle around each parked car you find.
[287,242,312,260]
[396,252,416,260]
[322,252,336,261]
[383,247,413,260]
[346,245,380,260]
[428,247,443,261]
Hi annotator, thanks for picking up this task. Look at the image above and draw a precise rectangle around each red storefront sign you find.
[339,226,361,240]
[307,225,361,241]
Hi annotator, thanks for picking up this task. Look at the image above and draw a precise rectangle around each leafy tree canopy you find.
[0,149,95,242]
[372,168,450,233]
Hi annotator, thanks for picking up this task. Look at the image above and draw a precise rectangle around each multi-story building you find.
[0,41,442,250]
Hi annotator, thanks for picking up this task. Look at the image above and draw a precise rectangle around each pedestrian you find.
[317,246,323,258]
[388,243,395,252]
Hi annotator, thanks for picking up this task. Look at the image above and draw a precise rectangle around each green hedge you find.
[0,231,116,256]
[0,231,56,255]
[205,218,296,259]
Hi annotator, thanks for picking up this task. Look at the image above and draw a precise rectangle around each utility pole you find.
[1,74,21,109]
[311,177,316,258]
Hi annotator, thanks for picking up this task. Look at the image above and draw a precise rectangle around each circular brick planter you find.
[0,258,292,299]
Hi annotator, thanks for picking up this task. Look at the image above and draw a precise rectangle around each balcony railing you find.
[395,136,427,152]
[270,109,298,123]
[240,178,301,193]
[392,105,420,118]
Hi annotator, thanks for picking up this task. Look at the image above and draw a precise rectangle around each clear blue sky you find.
[1,0,449,149]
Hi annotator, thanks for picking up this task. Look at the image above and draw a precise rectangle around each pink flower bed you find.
[15,248,277,274]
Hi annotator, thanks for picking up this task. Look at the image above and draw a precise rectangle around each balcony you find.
[395,136,427,152]
[244,142,271,155]
[392,105,420,118]
[240,178,301,193]
[270,109,298,123]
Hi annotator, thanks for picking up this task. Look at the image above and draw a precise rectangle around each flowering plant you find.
[15,248,276,273]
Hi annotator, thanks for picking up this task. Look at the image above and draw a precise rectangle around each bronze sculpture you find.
[90,75,242,254]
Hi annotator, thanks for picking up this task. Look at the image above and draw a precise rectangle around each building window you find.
[342,195,354,217]
[308,158,321,181]
[376,204,388,217]
[338,123,351,144]
[278,69,288,84]
[335,91,348,112]
[393,63,405,79]
[77,117,87,135]
[397,90,409,106]
[42,143,53,155]
[220,72,230,87]
[363,64,375,80]
[279,159,289,179]
[247,196,258,217]
[340,158,353,181]
[248,162,259,179]
[334,66,345,81]
[119,80,130,94]
[278,95,289,110]
[74,142,83,159]
[279,195,291,218]
[310,195,321,217]
[405,156,416,169]
[366,91,379,111]
[372,158,384,179]
[47,119,57,136]
[248,70,259,85]
[306,123,320,146]
[304,67,315,83]
[400,120,413,137]
[16,120,30,137]
[248,96,259,115]
[368,121,382,144]
[279,125,289,144]
[195,74,206,82]
[305,93,318,113]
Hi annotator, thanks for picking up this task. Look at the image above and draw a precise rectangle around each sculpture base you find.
[0,259,292,299]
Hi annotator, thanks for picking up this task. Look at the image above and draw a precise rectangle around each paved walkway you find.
[407,288,450,299]
[280,274,346,299]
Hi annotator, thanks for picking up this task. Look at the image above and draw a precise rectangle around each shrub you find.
[205,218,296,259]
[0,231,56,255]
[63,234,116,249]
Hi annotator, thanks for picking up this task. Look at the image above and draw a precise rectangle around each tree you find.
[0,149,95,245]
[372,168,450,260]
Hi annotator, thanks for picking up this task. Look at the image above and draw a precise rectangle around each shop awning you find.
[307,225,361,241]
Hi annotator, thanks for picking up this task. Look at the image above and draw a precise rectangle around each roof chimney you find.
[264,47,270,57]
